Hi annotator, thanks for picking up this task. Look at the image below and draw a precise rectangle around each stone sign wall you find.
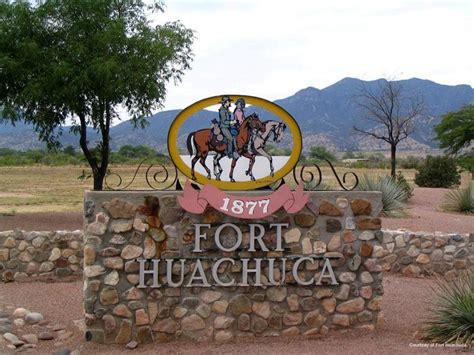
[0,230,83,282]
[378,230,473,279]
[1,228,471,285]
[82,190,385,344]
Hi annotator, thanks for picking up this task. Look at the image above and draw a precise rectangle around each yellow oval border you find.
[168,95,302,190]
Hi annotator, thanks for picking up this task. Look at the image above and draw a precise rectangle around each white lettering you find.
[212,258,236,286]
[166,258,185,287]
[248,224,269,252]
[137,258,160,288]
[193,224,210,252]
[241,258,262,286]
[186,259,211,287]
[316,258,338,285]
[214,223,242,252]
[269,223,288,251]
[292,257,315,285]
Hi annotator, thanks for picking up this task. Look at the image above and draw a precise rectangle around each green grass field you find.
[0,165,422,214]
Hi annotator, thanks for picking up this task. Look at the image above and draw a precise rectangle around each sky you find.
[146,0,473,112]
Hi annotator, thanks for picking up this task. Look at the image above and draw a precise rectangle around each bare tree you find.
[353,79,424,177]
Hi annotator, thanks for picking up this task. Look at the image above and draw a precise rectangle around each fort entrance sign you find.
[83,95,383,344]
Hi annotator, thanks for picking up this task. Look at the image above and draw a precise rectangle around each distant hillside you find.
[1,77,473,152]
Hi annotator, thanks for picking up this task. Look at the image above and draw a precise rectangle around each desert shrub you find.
[441,184,474,213]
[419,272,474,346]
[343,152,391,169]
[356,174,407,217]
[396,172,413,200]
[414,155,460,188]
[308,146,337,163]
[400,155,424,170]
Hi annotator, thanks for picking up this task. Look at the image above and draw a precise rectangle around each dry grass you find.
[0,164,422,214]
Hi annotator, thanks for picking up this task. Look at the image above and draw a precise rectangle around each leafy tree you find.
[353,79,424,177]
[435,104,474,177]
[63,145,76,156]
[309,146,336,162]
[0,0,194,190]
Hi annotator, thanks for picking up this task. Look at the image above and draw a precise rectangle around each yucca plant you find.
[441,184,474,214]
[419,272,474,346]
[356,174,408,217]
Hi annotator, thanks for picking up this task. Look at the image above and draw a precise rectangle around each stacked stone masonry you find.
[379,229,473,280]
[81,191,385,344]
[1,229,472,284]
[0,230,83,282]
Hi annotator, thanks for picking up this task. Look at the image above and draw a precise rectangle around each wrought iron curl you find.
[145,163,178,190]
[293,164,323,190]
[293,156,359,191]
[105,160,179,191]
[341,171,359,191]
[104,160,146,191]
[322,157,358,191]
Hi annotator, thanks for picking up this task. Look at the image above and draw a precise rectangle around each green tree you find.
[0,0,194,190]
[435,104,474,177]
[63,145,76,156]
[309,146,336,162]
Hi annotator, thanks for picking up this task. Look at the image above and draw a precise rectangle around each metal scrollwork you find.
[293,156,359,191]
[144,163,178,190]
[105,160,179,191]
[104,156,358,191]
[293,163,323,190]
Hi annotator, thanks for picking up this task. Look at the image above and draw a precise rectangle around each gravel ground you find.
[0,274,464,354]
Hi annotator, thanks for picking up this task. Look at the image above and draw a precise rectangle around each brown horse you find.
[186,113,265,182]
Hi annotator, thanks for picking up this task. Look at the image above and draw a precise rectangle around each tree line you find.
[0,145,169,166]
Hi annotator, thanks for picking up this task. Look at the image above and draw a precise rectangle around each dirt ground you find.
[1,274,463,355]
[382,187,473,234]
[0,211,83,231]
[1,187,472,233]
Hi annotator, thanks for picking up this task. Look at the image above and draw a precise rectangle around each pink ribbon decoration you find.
[177,180,309,219]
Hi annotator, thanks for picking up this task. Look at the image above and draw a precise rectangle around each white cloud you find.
[149,0,473,111]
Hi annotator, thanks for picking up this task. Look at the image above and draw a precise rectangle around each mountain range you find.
[1,77,473,153]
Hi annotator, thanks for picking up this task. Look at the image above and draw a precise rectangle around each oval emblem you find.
[168,95,302,190]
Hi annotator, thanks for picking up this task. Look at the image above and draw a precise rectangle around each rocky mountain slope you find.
[1,77,473,152]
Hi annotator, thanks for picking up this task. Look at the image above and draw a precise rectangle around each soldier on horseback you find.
[218,96,240,159]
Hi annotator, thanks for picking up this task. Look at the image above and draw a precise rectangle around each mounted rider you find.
[233,97,257,153]
[218,96,240,159]
[233,97,246,126]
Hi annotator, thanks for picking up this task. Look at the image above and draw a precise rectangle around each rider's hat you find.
[219,95,233,104]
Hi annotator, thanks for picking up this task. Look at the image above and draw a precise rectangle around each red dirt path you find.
[382,187,473,234]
